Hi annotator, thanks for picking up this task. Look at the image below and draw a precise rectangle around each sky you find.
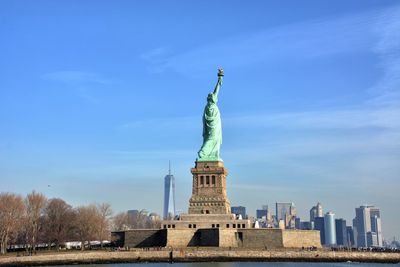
[0,0,399,240]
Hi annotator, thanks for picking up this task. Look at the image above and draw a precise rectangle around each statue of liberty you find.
[197,68,224,161]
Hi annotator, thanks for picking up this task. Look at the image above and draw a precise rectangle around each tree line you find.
[0,191,160,254]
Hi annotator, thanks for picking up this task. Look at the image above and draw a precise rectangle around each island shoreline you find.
[1,249,400,266]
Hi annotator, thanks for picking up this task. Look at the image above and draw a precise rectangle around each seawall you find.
[0,249,399,266]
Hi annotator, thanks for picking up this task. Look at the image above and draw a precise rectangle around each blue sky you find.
[0,1,399,240]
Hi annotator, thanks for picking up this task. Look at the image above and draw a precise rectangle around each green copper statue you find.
[197,68,224,161]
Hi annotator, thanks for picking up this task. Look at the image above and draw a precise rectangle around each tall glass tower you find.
[324,211,337,246]
[163,162,176,220]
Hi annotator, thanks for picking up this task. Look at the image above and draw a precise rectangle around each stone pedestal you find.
[161,160,250,230]
[188,161,231,215]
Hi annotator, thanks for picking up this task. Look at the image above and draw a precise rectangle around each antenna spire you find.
[169,160,171,176]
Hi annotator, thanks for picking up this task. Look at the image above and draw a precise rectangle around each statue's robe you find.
[198,98,222,161]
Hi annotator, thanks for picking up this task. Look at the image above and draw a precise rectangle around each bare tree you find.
[42,198,74,250]
[25,191,47,253]
[0,193,24,254]
[127,209,150,229]
[74,205,99,250]
[15,211,31,253]
[111,212,129,231]
[96,203,112,247]
[148,213,161,229]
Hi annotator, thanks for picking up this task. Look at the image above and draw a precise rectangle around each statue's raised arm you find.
[212,68,224,99]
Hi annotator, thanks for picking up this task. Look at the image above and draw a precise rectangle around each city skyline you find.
[0,0,399,240]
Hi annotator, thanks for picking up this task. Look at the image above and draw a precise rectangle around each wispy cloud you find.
[120,106,400,132]
[109,149,193,159]
[140,7,399,75]
[139,47,171,73]
[41,71,111,102]
[368,6,400,106]
[140,47,168,61]
[224,106,400,130]
[42,71,109,84]
[140,5,400,114]
[119,115,199,130]
[75,87,100,103]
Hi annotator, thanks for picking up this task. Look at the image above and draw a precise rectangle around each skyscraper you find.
[276,202,296,228]
[256,205,268,219]
[276,202,292,222]
[231,206,246,219]
[324,212,336,246]
[163,162,176,220]
[371,215,383,247]
[354,205,382,248]
[335,218,348,246]
[352,218,358,247]
[370,207,383,247]
[310,202,323,223]
[314,216,325,245]
[346,226,355,247]
[355,205,371,247]
[299,221,312,230]
[295,217,301,229]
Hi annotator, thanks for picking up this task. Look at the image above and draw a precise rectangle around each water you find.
[43,263,399,267]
